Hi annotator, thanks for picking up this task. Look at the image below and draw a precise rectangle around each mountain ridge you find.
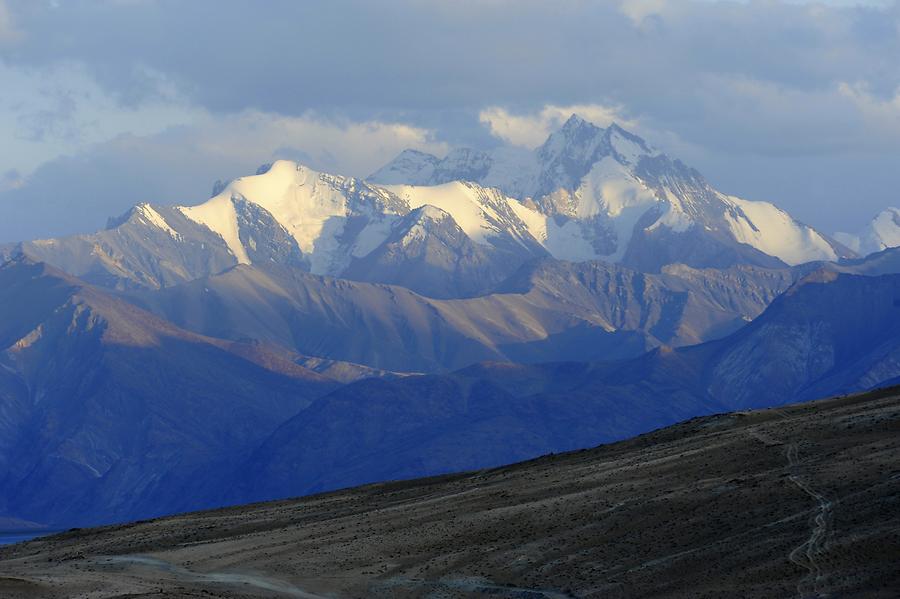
[2,115,853,299]
[226,267,900,506]
[0,257,339,526]
[371,114,850,271]
[125,258,798,373]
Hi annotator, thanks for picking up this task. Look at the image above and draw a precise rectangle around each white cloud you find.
[184,111,448,178]
[0,57,447,183]
[479,104,638,148]
[837,82,900,136]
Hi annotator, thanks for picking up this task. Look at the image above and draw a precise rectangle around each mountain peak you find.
[411,204,452,222]
[368,149,441,185]
[554,116,652,157]
[397,148,440,161]
[834,206,900,257]
[550,113,604,143]
[560,113,593,131]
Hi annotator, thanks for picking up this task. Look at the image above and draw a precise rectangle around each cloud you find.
[0,111,447,242]
[4,0,898,156]
[0,0,22,43]
[838,82,900,136]
[1,0,900,234]
[14,88,80,143]
[479,104,637,148]
[618,0,667,25]
[183,111,448,178]
[0,61,205,177]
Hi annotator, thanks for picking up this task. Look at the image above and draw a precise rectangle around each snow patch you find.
[136,204,181,240]
[384,181,502,245]
[351,217,399,258]
[544,218,606,262]
[608,129,653,165]
[723,195,837,265]
[479,146,540,199]
[180,160,400,275]
[836,207,900,256]
[178,195,250,264]
[833,232,861,254]
[576,158,658,220]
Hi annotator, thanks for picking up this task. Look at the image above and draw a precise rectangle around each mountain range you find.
[3,116,853,300]
[231,263,900,505]
[1,115,900,528]
[120,259,797,373]
[2,252,900,524]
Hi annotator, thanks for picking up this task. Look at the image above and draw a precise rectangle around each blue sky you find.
[0,0,898,241]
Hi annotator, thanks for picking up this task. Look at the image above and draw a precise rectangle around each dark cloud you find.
[3,1,897,149]
[0,0,898,237]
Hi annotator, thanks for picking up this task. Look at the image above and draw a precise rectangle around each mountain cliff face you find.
[0,258,337,526]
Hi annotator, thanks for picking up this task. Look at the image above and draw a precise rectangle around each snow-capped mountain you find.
[371,115,850,271]
[340,205,522,298]
[2,161,550,297]
[173,161,549,297]
[3,115,851,298]
[834,207,900,257]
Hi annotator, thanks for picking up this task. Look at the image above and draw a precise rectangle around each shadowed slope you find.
[232,270,900,505]
[1,387,897,598]
[0,257,338,526]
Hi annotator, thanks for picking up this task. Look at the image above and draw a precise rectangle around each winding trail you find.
[785,442,834,599]
[101,555,327,598]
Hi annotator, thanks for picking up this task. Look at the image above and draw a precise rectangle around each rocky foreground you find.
[1,387,898,598]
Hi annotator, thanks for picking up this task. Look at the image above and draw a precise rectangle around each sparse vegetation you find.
[1,388,898,597]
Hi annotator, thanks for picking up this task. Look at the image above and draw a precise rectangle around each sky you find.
[0,0,898,242]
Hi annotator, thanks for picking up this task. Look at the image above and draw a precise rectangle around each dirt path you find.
[785,442,834,599]
[101,555,327,598]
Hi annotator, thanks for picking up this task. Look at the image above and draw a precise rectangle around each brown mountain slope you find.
[1,386,897,598]
[127,259,794,373]
[0,257,339,526]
